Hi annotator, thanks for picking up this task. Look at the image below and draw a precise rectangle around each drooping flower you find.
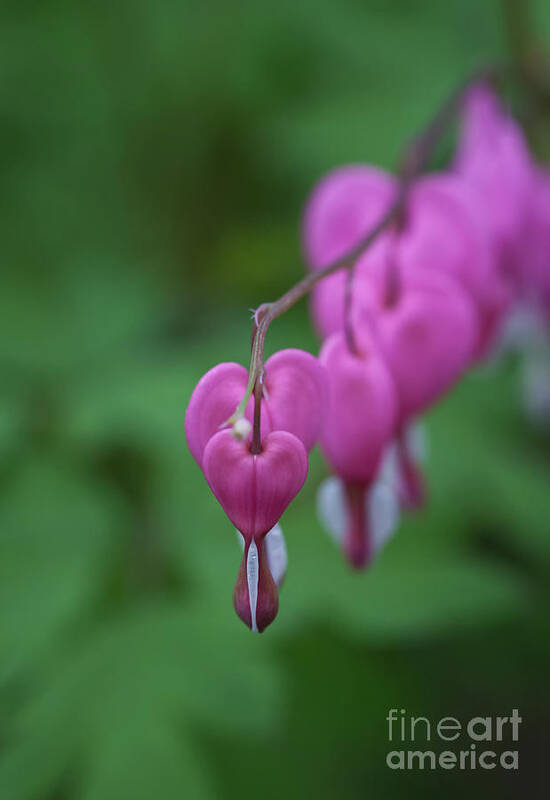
[353,266,478,423]
[302,164,496,359]
[185,348,327,466]
[203,429,308,631]
[454,83,534,278]
[453,82,535,352]
[302,164,397,340]
[350,265,477,512]
[318,328,398,567]
[185,348,327,630]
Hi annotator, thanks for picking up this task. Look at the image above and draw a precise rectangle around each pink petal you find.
[202,429,308,538]
[454,83,534,275]
[319,330,397,484]
[310,271,347,339]
[263,348,328,451]
[185,362,271,467]
[354,269,478,421]
[303,164,397,269]
[399,173,494,312]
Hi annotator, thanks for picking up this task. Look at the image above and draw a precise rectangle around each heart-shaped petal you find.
[303,164,397,269]
[454,83,534,276]
[263,349,327,452]
[399,173,493,313]
[355,270,478,421]
[185,362,271,467]
[309,270,347,340]
[203,429,308,539]
[319,330,397,484]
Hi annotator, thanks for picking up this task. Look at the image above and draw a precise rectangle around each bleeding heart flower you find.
[454,82,534,285]
[303,164,397,269]
[398,173,495,322]
[353,268,478,423]
[185,362,270,467]
[203,429,307,631]
[260,348,328,451]
[185,349,327,466]
[302,165,495,357]
[318,329,397,567]
[302,165,396,339]
[186,348,326,631]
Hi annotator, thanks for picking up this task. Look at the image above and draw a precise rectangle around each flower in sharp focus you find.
[185,348,327,631]
[203,429,307,631]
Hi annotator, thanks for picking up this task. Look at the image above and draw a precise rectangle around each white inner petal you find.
[379,443,399,489]
[264,523,287,587]
[246,539,259,633]
[368,481,400,555]
[406,421,428,465]
[317,477,348,544]
[497,304,548,356]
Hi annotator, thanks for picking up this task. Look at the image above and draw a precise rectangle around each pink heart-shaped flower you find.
[454,82,534,277]
[262,348,327,451]
[398,173,493,313]
[185,362,270,467]
[319,330,397,484]
[354,269,478,422]
[202,429,308,540]
[185,350,326,466]
[303,164,397,270]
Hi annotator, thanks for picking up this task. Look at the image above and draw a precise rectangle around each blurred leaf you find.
[0,456,123,681]
[0,260,165,375]
[0,603,281,800]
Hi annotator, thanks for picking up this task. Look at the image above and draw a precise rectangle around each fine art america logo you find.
[386,709,521,770]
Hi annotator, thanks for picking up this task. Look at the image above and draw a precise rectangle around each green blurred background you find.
[1,1,550,798]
